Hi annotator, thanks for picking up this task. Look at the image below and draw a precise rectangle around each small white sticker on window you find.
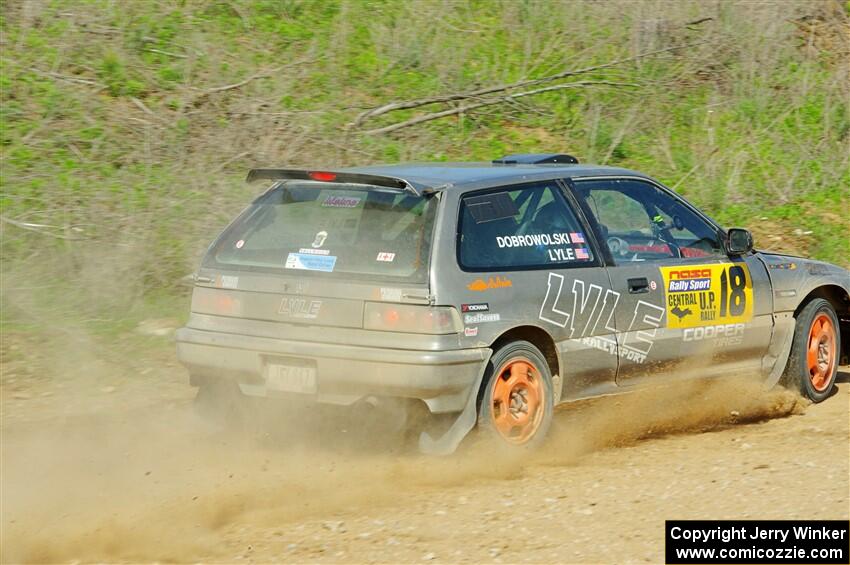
[311,231,328,248]
[376,252,396,262]
[299,248,330,256]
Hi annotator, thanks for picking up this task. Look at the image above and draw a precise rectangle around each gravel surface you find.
[2,349,847,563]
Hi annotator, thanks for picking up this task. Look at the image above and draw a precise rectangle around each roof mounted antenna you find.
[492,153,579,165]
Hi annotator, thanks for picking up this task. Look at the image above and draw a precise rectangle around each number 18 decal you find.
[660,263,753,329]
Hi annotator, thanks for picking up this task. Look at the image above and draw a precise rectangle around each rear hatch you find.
[189,178,443,336]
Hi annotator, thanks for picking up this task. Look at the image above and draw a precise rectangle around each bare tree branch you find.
[353,41,705,128]
[361,81,639,135]
[143,47,187,59]
[28,67,106,90]
[0,216,90,240]
[131,97,156,116]
[202,66,287,94]
[189,56,321,106]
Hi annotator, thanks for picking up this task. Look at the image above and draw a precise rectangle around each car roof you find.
[343,162,650,192]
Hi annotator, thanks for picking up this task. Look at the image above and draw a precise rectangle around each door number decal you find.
[659,263,753,329]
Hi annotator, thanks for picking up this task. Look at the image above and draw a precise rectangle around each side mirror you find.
[726,228,754,255]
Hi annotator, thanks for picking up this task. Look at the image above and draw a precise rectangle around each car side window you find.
[574,179,724,264]
[588,190,652,234]
[458,182,594,270]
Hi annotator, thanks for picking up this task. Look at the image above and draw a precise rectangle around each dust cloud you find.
[1,353,806,563]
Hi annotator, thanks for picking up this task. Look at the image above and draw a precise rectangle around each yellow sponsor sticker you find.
[660,263,753,329]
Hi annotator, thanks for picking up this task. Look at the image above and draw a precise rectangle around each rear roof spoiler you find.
[246,168,429,196]
[493,153,579,165]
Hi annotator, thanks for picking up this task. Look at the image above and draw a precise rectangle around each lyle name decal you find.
[279,298,322,319]
[539,273,664,364]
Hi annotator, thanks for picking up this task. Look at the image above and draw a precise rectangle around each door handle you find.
[628,277,650,294]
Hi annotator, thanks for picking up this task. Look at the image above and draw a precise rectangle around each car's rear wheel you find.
[477,341,554,448]
[782,298,840,403]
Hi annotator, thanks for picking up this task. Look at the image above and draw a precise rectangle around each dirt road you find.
[2,342,848,563]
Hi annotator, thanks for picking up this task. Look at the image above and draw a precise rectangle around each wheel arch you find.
[488,325,562,402]
[794,284,850,365]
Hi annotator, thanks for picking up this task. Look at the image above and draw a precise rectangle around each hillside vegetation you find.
[1,0,848,328]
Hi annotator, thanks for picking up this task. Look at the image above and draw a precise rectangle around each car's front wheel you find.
[477,341,554,448]
[782,298,841,402]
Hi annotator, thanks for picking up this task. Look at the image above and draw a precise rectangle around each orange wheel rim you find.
[490,357,545,445]
[807,313,837,392]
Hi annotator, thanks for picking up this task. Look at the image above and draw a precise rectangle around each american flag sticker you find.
[570,232,586,244]
[575,247,589,260]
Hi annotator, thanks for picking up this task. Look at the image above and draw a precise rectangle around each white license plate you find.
[265,364,317,394]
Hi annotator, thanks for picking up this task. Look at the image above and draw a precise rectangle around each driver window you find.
[574,179,724,264]
[588,190,654,236]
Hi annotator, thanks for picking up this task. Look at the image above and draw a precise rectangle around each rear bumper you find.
[175,327,489,413]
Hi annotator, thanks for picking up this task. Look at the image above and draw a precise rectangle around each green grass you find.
[1,0,848,330]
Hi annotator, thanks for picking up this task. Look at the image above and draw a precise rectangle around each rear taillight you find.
[363,303,460,334]
[191,290,243,316]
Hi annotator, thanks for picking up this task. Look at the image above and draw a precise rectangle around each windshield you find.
[206,183,437,282]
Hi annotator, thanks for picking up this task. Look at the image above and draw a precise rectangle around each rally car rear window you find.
[207,183,436,282]
[458,182,594,271]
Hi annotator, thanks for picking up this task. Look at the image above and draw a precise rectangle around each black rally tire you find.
[781,298,841,403]
[477,340,555,448]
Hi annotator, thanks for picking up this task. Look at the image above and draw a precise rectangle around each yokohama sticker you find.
[659,263,753,329]
[461,303,489,312]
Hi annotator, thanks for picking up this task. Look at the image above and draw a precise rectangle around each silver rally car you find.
[176,154,850,453]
